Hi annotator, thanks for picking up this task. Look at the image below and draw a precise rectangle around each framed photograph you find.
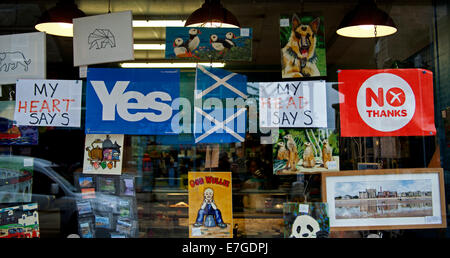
[322,168,446,231]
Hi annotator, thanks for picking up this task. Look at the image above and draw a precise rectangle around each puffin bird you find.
[224,32,237,49]
[173,37,199,59]
[173,37,190,57]
[187,28,201,52]
[210,34,225,53]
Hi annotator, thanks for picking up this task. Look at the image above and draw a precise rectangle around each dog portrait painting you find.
[280,13,327,78]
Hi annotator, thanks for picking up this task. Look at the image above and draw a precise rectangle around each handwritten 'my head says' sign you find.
[14,79,82,127]
[259,80,327,128]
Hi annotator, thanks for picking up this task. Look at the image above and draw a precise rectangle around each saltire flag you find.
[194,65,248,143]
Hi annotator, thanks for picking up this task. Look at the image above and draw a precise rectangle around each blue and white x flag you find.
[194,65,248,143]
[195,65,248,99]
[194,107,247,143]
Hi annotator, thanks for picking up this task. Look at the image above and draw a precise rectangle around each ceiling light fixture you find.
[336,0,397,38]
[120,62,225,68]
[184,0,240,28]
[35,0,85,37]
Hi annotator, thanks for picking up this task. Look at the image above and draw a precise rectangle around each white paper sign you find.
[259,80,327,128]
[14,79,82,127]
[299,204,309,214]
[0,32,46,85]
[73,11,134,66]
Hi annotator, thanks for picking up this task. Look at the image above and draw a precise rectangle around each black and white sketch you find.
[88,29,116,50]
[73,11,134,67]
[0,51,32,72]
[0,32,46,85]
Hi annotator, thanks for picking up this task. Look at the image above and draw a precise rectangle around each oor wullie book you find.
[188,172,233,238]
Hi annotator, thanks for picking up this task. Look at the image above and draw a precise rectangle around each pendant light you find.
[184,0,240,28]
[336,0,397,38]
[35,0,85,37]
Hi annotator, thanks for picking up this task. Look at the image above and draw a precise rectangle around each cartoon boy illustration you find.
[194,188,227,228]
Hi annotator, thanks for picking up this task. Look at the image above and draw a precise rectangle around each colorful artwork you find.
[0,203,40,238]
[188,172,233,238]
[283,202,329,238]
[0,156,33,203]
[165,27,252,61]
[0,101,38,145]
[83,134,124,175]
[273,129,339,174]
[280,13,327,78]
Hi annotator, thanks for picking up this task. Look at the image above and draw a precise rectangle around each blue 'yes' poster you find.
[86,68,180,135]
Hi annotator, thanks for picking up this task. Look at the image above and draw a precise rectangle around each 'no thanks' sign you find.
[339,69,436,137]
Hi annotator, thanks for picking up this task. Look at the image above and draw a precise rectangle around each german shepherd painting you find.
[280,14,326,78]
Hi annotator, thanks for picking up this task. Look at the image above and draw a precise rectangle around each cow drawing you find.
[0,51,31,72]
[88,29,116,50]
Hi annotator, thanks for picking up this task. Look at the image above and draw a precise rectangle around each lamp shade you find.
[35,1,85,37]
[184,0,240,28]
[336,0,397,38]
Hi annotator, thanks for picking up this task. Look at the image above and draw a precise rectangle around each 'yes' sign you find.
[339,69,436,137]
[85,68,180,135]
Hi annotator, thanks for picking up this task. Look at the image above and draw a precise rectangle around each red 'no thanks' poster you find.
[338,69,436,137]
